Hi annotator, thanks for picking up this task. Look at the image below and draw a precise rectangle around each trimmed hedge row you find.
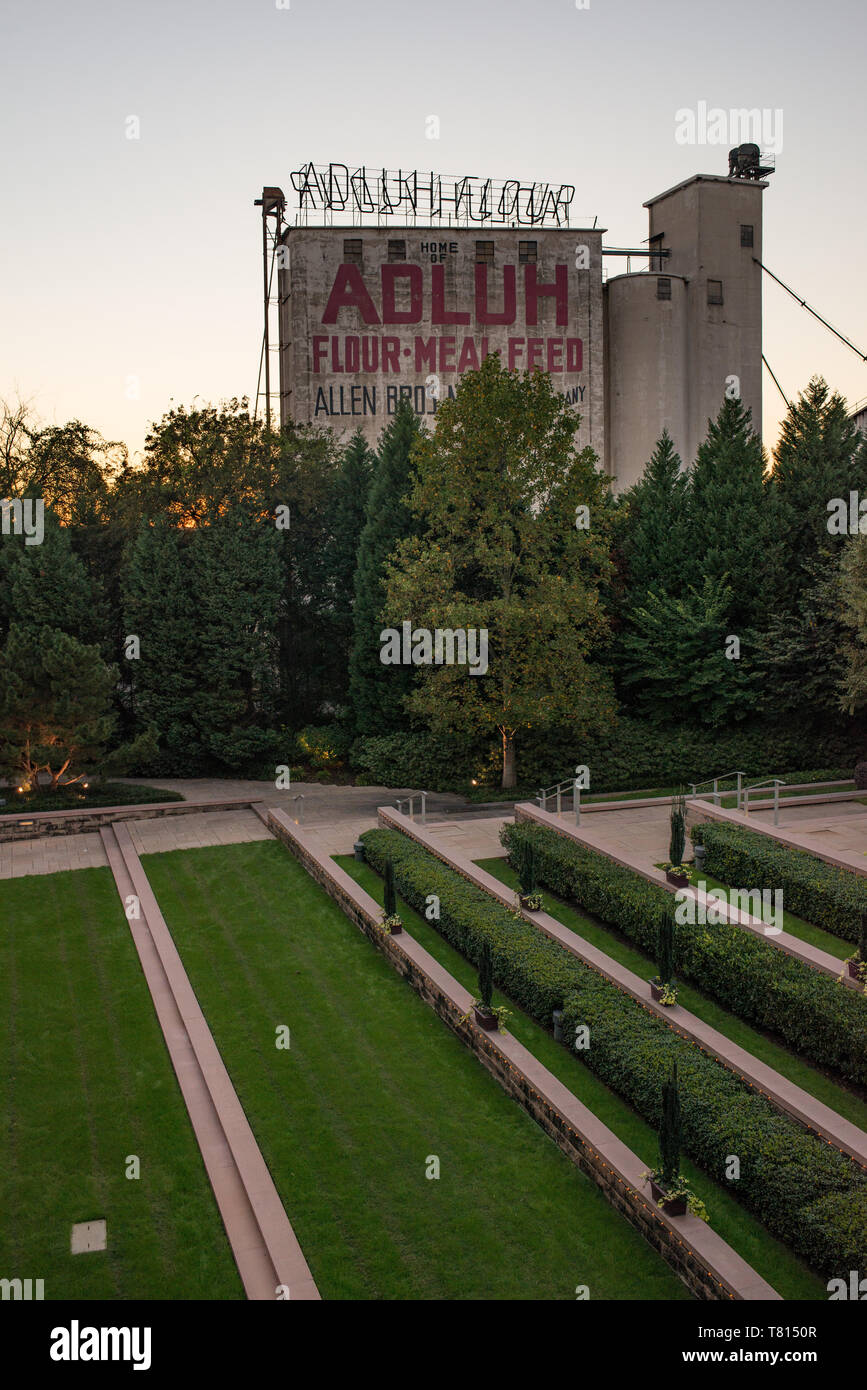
[501,821,867,1087]
[351,716,860,797]
[691,820,867,946]
[360,827,867,1280]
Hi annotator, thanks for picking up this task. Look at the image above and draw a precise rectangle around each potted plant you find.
[649,909,678,1006]
[470,940,511,1031]
[843,912,867,987]
[380,856,402,935]
[665,791,689,886]
[516,840,543,912]
[642,1063,708,1221]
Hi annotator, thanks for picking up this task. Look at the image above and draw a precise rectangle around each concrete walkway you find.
[702,798,867,878]
[0,808,275,879]
[101,822,320,1300]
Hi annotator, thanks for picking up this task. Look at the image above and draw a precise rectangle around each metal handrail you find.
[394,792,428,824]
[743,777,787,825]
[537,774,585,825]
[688,770,745,810]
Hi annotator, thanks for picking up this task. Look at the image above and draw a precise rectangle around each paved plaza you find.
[5,781,867,882]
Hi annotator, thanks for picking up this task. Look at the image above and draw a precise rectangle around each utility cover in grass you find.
[70,1221,106,1254]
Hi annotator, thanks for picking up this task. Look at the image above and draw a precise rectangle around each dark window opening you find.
[657,276,672,300]
[387,239,406,261]
[343,238,363,265]
[519,240,537,263]
[475,240,495,264]
[707,279,724,305]
[740,224,754,248]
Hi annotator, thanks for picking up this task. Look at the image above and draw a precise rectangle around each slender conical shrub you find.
[658,1061,681,1189]
[478,938,494,1010]
[669,790,686,866]
[657,909,675,986]
[383,856,397,918]
[519,840,537,896]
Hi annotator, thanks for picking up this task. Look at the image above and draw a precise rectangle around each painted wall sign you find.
[279,227,604,452]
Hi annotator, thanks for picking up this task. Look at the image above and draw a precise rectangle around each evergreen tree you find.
[619,574,759,726]
[518,840,538,897]
[684,396,770,630]
[656,909,675,987]
[270,423,342,728]
[349,400,421,737]
[192,508,283,770]
[122,511,284,774]
[669,791,686,865]
[767,377,867,607]
[0,509,100,648]
[324,432,374,703]
[757,380,867,724]
[0,624,117,791]
[383,856,397,918]
[620,431,689,605]
[839,534,867,714]
[478,939,494,1011]
[757,555,847,718]
[658,1062,682,1189]
[122,519,206,772]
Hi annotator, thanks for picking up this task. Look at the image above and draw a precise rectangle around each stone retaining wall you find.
[0,797,256,842]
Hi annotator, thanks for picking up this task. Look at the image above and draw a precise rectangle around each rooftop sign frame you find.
[289,162,589,228]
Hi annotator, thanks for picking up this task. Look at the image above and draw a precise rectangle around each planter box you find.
[666,870,689,888]
[847,958,863,981]
[648,979,676,1007]
[473,1005,499,1031]
[649,1179,687,1217]
[388,920,403,936]
[519,894,542,911]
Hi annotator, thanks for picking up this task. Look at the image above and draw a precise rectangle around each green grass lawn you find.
[478,856,867,1134]
[336,855,827,1301]
[0,866,241,1300]
[143,839,691,1301]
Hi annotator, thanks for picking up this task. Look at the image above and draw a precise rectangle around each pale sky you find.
[3,0,865,464]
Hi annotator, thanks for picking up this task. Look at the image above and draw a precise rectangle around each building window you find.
[343,238,363,265]
[475,240,494,264]
[740,224,754,248]
[519,240,537,263]
[649,233,665,273]
[707,279,724,305]
[657,276,672,300]
[387,239,406,261]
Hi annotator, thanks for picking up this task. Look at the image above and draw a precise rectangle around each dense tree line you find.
[1,368,866,795]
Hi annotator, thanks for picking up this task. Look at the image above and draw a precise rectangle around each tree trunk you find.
[501,729,516,789]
